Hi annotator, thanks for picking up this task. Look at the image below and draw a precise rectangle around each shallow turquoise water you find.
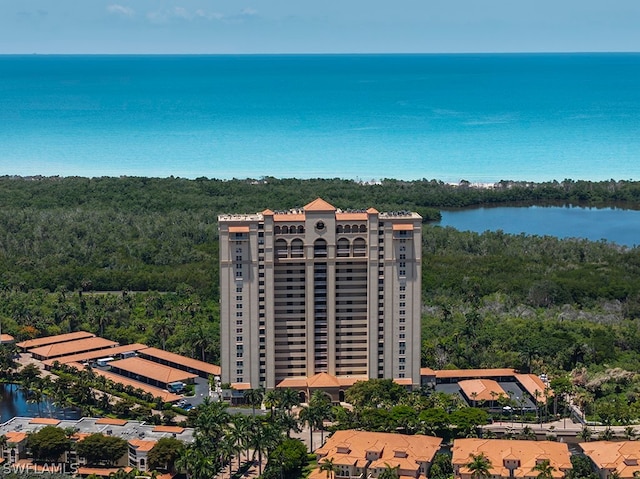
[1,54,639,182]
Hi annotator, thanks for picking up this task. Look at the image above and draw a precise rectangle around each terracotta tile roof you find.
[337,376,369,387]
[17,331,95,349]
[458,379,507,402]
[29,418,61,425]
[77,466,133,477]
[277,374,369,389]
[129,439,156,452]
[152,425,185,434]
[366,207,379,214]
[137,347,221,376]
[515,374,553,400]
[42,343,148,366]
[276,377,309,388]
[95,418,129,426]
[336,213,368,220]
[109,357,198,384]
[394,378,414,386]
[308,372,341,388]
[435,368,517,379]
[262,209,275,216]
[581,442,640,479]
[421,367,436,376]
[5,431,28,443]
[231,382,253,390]
[315,430,441,476]
[304,198,336,212]
[274,214,305,222]
[64,362,182,402]
[1,333,15,343]
[392,223,414,231]
[452,439,572,479]
[228,225,250,233]
[28,337,118,359]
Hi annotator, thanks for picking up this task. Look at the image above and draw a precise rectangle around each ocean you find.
[0,53,639,182]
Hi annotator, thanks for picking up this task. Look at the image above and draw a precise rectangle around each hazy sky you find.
[2,0,639,54]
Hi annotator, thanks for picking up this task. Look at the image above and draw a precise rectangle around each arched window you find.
[336,225,344,233]
[282,225,289,234]
[291,239,304,258]
[298,225,305,234]
[352,224,359,233]
[314,239,327,258]
[344,225,351,233]
[353,238,366,257]
[359,224,367,233]
[275,239,288,259]
[274,226,281,234]
[337,238,350,257]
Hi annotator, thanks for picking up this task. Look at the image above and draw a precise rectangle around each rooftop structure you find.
[136,346,221,378]
[0,416,195,443]
[63,362,182,403]
[458,379,508,403]
[580,441,640,479]
[28,337,118,360]
[435,368,518,381]
[452,439,572,479]
[312,429,442,479]
[42,343,148,368]
[16,331,95,350]
[219,198,422,396]
[0,333,15,344]
[108,356,198,388]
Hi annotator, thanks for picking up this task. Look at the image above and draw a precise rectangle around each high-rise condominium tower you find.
[218,198,421,396]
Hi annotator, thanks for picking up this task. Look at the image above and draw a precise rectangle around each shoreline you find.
[3,174,637,188]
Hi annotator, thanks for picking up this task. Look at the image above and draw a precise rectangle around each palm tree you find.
[230,414,250,467]
[532,459,556,479]
[244,388,265,416]
[177,446,218,479]
[309,390,333,446]
[299,405,318,452]
[248,416,282,476]
[319,458,336,479]
[599,427,615,441]
[264,389,281,415]
[624,426,637,441]
[466,453,492,479]
[379,463,400,479]
[577,426,592,442]
[280,388,301,413]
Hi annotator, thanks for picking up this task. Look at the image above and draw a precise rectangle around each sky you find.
[1,0,640,54]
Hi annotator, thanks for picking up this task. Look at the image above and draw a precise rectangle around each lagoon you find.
[0,383,80,423]
[437,205,640,248]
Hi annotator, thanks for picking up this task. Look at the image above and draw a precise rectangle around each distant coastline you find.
[1,53,639,182]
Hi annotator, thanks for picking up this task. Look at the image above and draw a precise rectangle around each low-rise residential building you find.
[312,430,442,479]
[452,439,572,479]
[16,331,95,351]
[0,416,194,471]
[107,356,198,389]
[136,347,221,379]
[580,441,640,479]
[28,337,118,361]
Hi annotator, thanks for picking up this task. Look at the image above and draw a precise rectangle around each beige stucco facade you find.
[219,198,422,394]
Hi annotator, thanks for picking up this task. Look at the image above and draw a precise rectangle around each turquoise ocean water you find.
[1,53,639,182]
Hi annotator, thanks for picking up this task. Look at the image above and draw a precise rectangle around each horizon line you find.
[1,51,640,56]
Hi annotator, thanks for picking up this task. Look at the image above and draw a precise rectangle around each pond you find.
[0,383,80,423]
[436,205,640,247]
